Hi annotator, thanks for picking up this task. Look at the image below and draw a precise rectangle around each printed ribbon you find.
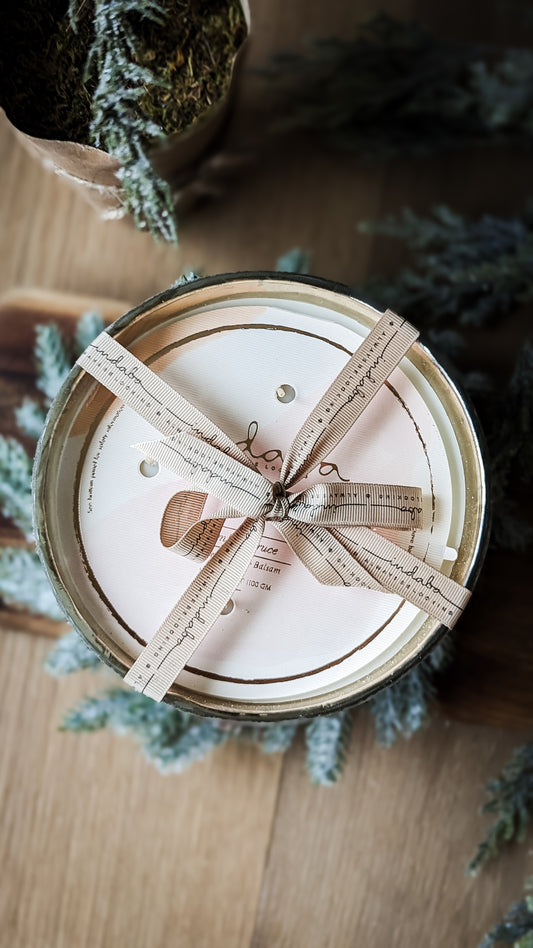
[77,310,471,701]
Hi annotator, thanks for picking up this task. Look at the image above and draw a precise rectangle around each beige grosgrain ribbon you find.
[77,310,471,701]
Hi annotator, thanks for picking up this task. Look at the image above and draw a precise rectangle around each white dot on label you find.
[220,599,235,615]
[276,384,296,404]
[139,458,160,478]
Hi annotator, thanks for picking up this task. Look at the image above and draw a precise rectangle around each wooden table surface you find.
[1,1,532,946]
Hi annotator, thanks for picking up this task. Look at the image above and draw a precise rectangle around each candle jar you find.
[34,274,488,720]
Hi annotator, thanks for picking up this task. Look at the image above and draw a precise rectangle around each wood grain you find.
[1,0,532,944]
[0,630,283,948]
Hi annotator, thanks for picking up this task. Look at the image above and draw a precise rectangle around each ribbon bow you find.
[77,310,471,702]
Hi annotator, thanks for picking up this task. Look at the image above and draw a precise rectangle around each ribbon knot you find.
[265,481,291,521]
[77,309,472,703]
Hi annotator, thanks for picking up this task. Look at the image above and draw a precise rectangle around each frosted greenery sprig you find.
[44,629,453,781]
[305,710,353,785]
[0,548,66,620]
[61,689,230,773]
[356,204,533,328]
[70,0,177,244]
[45,629,102,675]
[264,15,533,157]
[368,639,451,747]
[479,888,533,948]
[468,744,533,876]
[0,310,104,618]
[0,437,34,539]
[275,247,311,274]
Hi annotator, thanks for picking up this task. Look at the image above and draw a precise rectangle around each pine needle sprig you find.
[305,710,353,785]
[0,437,34,538]
[72,0,177,243]
[45,629,103,675]
[275,247,311,274]
[0,311,104,621]
[13,316,100,442]
[34,323,72,400]
[368,639,452,746]
[260,721,299,754]
[61,688,230,773]
[263,15,533,157]
[356,205,533,328]
[479,891,533,947]
[468,743,533,876]
[74,310,105,355]
[14,400,48,440]
[0,547,66,620]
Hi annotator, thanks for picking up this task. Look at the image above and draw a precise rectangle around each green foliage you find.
[62,689,230,773]
[0,312,105,548]
[172,271,201,288]
[479,893,533,947]
[468,743,533,876]
[356,204,533,550]
[75,310,105,354]
[356,205,533,328]
[368,639,451,746]
[14,316,104,442]
[74,0,177,243]
[305,710,353,785]
[264,15,533,156]
[276,247,311,274]
[0,547,65,620]
[258,721,299,754]
[0,437,34,539]
[34,323,72,400]
[45,630,103,675]
[14,400,48,441]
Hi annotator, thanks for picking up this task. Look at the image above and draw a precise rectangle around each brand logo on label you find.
[237,421,349,482]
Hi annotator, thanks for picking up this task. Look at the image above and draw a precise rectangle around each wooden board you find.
[1,0,532,944]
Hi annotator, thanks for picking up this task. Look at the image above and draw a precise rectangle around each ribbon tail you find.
[330,526,470,630]
[277,521,385,591]
[124,518,264,701]
[289,482,424,529]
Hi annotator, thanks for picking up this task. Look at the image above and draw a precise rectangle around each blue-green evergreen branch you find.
[479,889,533,947]
[264,16,533,157]
[45,630,103,675]
[0,437,34,538]
[61,689,229,773]
[34,323,72,400]
[368,639,451,746]
[0,547,65,620]
[72,0,177,244]
[75,310,105,355]
[468,743,533,876]
[305,710,353,785]
[356,204,533,328]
